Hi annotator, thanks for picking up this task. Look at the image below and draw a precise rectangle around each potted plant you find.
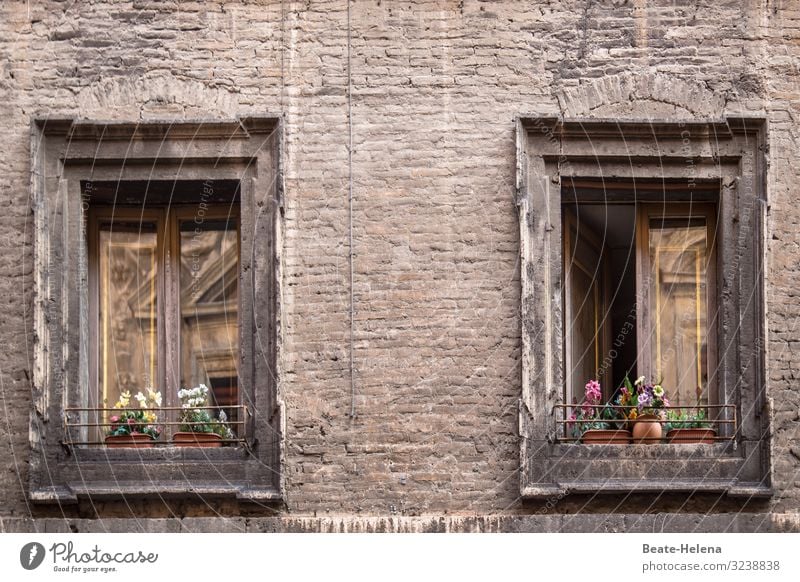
[569,380,631,444]
[173,384,235,447]
[665,408,716,443]
[105,389,162,447]
[616,376,669,444]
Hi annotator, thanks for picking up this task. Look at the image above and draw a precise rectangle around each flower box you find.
[581,429,631,444]
[666,428,717,444]
[172,432,223,448]
[104,434,156,448]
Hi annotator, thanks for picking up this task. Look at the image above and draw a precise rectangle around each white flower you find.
[635,376,645,386]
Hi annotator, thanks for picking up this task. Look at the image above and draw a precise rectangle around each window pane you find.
[179,219,239,423]
[568,265,599,402]
[648,218,708,406]
[98,223,158,409]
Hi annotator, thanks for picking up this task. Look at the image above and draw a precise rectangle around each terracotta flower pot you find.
[581,429,632,444]
[172,432,223,448]
[104,434,155,448]
[667,428,717,444]
[632,414,663,444]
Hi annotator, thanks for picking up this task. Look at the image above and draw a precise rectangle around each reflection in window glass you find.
[648,218,708,407]
[179,219,239,423]
[98,223,158,410]
[568,263,600,404]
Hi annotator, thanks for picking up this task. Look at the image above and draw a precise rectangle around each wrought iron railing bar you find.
[551,403,738,443]
[64,405,246,412]
[65,420,248,428]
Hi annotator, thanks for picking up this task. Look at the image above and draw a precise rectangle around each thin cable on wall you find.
[348,0,356,418]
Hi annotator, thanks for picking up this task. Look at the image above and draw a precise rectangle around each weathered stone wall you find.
[0,1,798,530]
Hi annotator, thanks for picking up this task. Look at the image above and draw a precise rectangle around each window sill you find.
[520,439,772,500]
[69,445,253,462]
[30,483,281,504]
[521,481,773,499]
[29,442,283,505]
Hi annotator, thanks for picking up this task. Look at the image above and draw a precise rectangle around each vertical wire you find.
[347,0,356,418]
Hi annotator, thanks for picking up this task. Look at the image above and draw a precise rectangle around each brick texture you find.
[0,0,798,530]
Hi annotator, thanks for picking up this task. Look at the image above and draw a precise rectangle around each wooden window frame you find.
[563,202,719,408]
[516,117,771,500]
[636,203,719,409]
[87,204,242,441]
[562,208,612,402]
[29,118,283,504]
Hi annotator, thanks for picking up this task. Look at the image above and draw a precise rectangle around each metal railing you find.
[553,404,737,444]
[62,405,249,447]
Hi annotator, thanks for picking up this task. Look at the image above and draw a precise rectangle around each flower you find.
[615,376,668,419]
[114,391,131,409]
[568,379,627,439]
[106,389,161,441]
[177,384,235,441]
[584,380,602,405]
[148,388,163,407]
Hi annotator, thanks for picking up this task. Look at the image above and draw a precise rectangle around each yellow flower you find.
[114,391,131,408]
[148,389,163,407]
[629,409,638,420]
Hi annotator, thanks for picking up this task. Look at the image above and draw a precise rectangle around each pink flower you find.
[584,380,602,405]
[109,415,120,424]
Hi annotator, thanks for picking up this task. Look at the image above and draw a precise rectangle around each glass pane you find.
[98,222,158,410]
[568,265,599,403]
[179,219,239,425]
[648,217,708,407]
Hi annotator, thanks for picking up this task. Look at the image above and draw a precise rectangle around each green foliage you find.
[107,409,160,440]
[177,384,236,440]
[664,408,712,431]
[106,389,161,440]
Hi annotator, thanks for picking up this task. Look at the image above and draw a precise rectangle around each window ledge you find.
[549,442,737,458]
[521,480,772,499]
[30,482,282,505]
[69,445,253,463]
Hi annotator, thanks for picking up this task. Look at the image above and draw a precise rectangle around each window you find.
[516,117,771,499]
[563,196,718,410]
[87,188,241,442]
[29,118,282,503]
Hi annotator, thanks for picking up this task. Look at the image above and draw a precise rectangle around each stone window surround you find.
[29,117,283,504]
[516,116,771,500]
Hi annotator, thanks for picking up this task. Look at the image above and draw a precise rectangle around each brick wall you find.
[0,0,798,531]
